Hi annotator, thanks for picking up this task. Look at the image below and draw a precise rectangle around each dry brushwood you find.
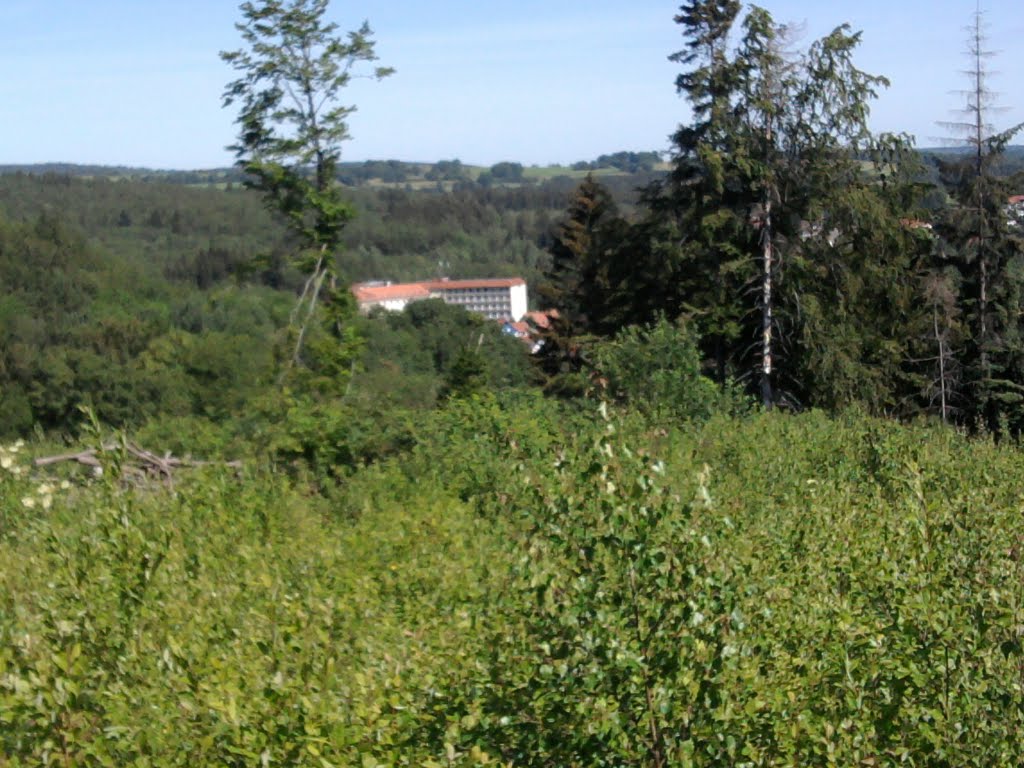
[34,442,242,488]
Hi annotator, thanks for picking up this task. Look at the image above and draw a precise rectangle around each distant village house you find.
[1009,195,1024,229]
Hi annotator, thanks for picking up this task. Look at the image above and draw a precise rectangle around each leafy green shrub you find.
[432,408,1024,766]
[132,414,241,459]
[594,317,748,423]
[0,445,503,766]
[7,395,1024,766]
[408,390,576,515]
[246,391,419,497]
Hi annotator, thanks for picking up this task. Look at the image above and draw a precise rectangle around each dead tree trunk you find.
[760,200,774,409]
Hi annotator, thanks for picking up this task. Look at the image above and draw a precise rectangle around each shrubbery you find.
[594,317,749,422]
[430,406,1024,766]
[6,399,1024,765]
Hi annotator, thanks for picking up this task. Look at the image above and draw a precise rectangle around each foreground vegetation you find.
[4,394,1024,766]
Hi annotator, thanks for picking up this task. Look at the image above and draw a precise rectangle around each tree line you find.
[0,151,679,189]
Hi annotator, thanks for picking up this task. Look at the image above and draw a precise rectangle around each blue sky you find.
[1,1,1021,169]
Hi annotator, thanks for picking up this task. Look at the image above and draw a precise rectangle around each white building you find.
[352,277,529,321]
[1009,195,1024,230]
[424,278,528,321]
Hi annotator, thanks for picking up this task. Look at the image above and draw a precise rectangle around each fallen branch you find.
[34,450,104,469]
[34,443,242,487]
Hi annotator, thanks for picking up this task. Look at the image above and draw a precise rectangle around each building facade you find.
[352,277,528,321]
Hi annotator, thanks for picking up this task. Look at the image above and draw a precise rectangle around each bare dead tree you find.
[935,3,1024,420]
[921,270,962,422]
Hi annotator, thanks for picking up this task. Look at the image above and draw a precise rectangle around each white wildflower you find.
[0,456,11,470]
[20,496,35,509]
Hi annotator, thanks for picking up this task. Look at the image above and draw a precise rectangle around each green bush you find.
[594,317,748,423]
[434,408,1024,766]
[6,398,1024,765]
[249,391,418,491]
[0,442,501,766]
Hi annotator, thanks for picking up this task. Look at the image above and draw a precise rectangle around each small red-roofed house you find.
[900,218,933,231]
[525,309,558,331]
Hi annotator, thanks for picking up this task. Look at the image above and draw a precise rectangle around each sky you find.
[0,0,1021,169]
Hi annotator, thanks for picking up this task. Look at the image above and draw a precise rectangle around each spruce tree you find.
[535,176,626,394]
[648,1,746,386]
[654,2,900,408]
[935,6,1024,431]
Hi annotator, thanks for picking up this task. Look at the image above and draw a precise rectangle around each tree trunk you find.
[760,200,774,409]
[933,302,949,423]
[715,337,726,385]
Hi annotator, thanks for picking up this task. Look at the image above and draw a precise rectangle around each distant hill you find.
[0,152,669,190]
[918,145,1024,156]
[916,145,1024,178]
[0,164,247,186]
[3,145,1017,189]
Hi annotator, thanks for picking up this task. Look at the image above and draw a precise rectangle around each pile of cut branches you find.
[34,442,242,488]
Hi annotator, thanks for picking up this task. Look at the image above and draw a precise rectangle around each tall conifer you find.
[935,6,1024,431]
[655,3,899,407]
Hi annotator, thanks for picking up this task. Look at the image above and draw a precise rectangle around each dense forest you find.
[3,0,1024,764]
[0,171,582,436]
[3,133,1021,438]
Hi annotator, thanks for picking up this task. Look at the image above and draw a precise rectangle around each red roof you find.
[352,282,431,303]
[525,309,559,330]
[1009,195,1024,205]
[424,278,526,290]
[900,218,933,230]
